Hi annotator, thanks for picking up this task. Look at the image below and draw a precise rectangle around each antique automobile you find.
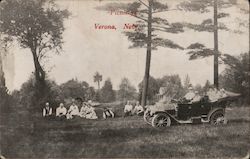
[144,94,240,128]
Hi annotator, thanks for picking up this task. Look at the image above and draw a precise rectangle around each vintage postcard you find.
[0,0,249,158]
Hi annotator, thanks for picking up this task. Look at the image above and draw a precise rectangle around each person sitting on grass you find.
[80,101,98,119]
[123,101,133,117]
[79,102,88,118]
[56,103,67,119]
[103,107,115,119]
[133,101,144,116]
[43,102,52,118]
[66,99,80,119]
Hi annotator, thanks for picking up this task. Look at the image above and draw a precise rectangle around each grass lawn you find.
[0,106,249,158]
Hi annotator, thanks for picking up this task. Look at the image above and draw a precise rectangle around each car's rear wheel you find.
[210,110,226,125]
[143,110,153,125]
[152,113,171,128]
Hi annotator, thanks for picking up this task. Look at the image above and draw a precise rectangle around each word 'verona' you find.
[95,24,117,30]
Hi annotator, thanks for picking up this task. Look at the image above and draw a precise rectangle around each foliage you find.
[0,0,70,105]
[117,78,137,102]
[0,76,12,113]
[86,86,96,101]
[193,84,203,94]
[0,0,69,57]
[96,1,184,50]
[179,0,242,61]
[186,43,215,60]
[157,74,185,99]
[203,80,212,93]
[219,53,250,103]
[93,72,102,89]
[60,79,89,101]
[100,78,116,103]
[138,76,160,103]
[15,75,61,111]
[178,0,237,13]
[96,0,186,106]
[183,74,191,89]
[93,90,101,102]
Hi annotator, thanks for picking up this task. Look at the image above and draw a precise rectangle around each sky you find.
[1,0,249,91]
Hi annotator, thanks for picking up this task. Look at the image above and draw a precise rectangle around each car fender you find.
[207,107,225,121]
[154,111,179,123]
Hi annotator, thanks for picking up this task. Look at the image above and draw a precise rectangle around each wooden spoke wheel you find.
[210,110,226,125]
[152,113,171,128]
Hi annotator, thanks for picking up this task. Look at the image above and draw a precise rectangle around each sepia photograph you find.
[0,0,249,158]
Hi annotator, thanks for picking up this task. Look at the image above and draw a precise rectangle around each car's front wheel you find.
[210,110,227,125]
[152,113,171,128]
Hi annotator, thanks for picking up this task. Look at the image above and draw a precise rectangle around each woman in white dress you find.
[80,103,98,119]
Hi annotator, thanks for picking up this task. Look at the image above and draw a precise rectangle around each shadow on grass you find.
[228,119,250,123]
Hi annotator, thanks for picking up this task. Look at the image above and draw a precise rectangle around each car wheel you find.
[210,110,226,125]
[143,110,153,125]
[152,113,171,128]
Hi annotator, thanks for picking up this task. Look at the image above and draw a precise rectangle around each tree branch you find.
[129,12,148,22]
[152,9,178,14]
[138,0,149,9]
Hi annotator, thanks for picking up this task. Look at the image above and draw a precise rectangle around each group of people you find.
[183,86,228,103]
[42,99,98,120]
[123,101,144,117]
[42,86,231,120]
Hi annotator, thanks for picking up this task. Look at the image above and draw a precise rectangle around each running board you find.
[177,119,209,124]
[178,120,193,124]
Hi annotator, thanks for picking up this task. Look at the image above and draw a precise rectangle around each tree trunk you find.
[0,52,5,87]
[31,48,45,83]
[141,0,152,107]
[31,48,46,106]
[248,1,250,100]
[98,81,100,90]
[214,0,219,88]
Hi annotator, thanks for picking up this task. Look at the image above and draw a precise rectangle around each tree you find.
[93,72,102,90]
[157,74,185,99]
[100,78,116,103]
[117,78,137,102]
[138,76,159,104]
[97,0,184,106]
[60,79,89,101]
[179,0,241,88]
[203,80,212,93]
[183,74,191,90]
[219,53,249,103]
[0,0,69,103]
[85,86,96,101]
[0,37,13,114]
[194,84,203,94]
[16,74,62,111]
[0,56,10,113]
